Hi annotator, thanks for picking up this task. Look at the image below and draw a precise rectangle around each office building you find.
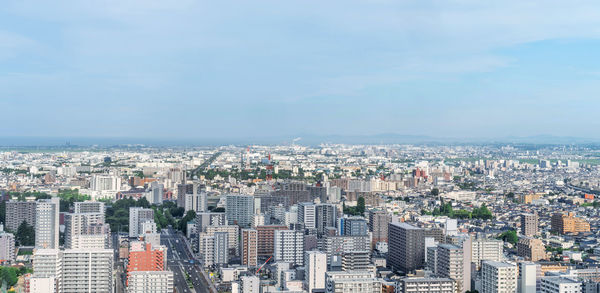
[91,174,121,191]
[64,212,109,249]
[241,229,258,267]
[226,194,254,227]
[274,229,304,266]
[129,207,154,238]
[551,212,590,234]
[320,235,371,263]
[74,201,104,214]
[369,210,391,247]
[517,237,547,262]
[305,251,327,293]
[62,249,113,293]
[388,222,424,273]
[520,213,539,237]
[5,200,36,232]
[481,261,517,293]
[149,181,164,205]
[196,212,227,232]
[200,225,239,255]
[35,198,60,249]
[436,244,465,293]
[341,250,371,271]
[316,203,337,237]
[213,232,229,265]
[298,202,317,229]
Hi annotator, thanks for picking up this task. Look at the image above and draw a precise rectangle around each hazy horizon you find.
[2,1,600,139]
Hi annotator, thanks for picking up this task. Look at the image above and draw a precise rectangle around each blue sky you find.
[1,1,600,141]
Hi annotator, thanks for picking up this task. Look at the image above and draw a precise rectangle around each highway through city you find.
[161,227,217,293]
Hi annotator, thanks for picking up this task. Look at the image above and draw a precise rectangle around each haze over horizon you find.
[2,1,600,140]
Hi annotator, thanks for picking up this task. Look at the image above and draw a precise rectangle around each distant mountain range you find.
[1,134,599,147]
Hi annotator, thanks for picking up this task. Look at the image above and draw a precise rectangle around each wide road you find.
[161,228,216,293]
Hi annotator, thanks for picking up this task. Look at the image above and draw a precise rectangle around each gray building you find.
[226,194,254,227]
[343,217,368,236]
[5,200,36,232]
[388,222,424,273]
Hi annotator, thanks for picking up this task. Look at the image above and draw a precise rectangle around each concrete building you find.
[436,244,465,293]
[274,229,304,266]
[316,203,337,237]
[341,250,371,271]
[200,225,239,255]
[396,277,455,293]
[91,174,121,191]
[540,277,581,293]
[518,262,539,293]
[73,201,104,214]
[256,225,288,257]
[520,213,539,237]
[226,194,254,227]
[25,275,57,293]
[213,232,229,265]
[369,210,391,247]
[235,275,260,293]
[241,229,258,267]
[471,238,504,269]
[32,249,62,293]
[64,212,109,249]
[325,271,382,293]
[35,198,60,249]
[517,237,547,262]
[129,207,154,238]
[127,271,174,293]
[551,212,590,234]
[0,230,15,262]
[298,202,317,229]
[5,200,36,232]
[62,249,113,293]
[305,251,327,293]
[481,261,517,293]
[196,212,227,232]
[388,222,424,273]
[343,217,369,236]
[127,242,167,284]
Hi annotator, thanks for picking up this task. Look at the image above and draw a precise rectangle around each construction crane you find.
[255,255,273,274]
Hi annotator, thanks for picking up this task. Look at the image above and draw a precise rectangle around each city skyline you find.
[2,1,600,140]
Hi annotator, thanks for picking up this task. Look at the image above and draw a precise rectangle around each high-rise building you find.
[0,230,15,263]
[325,271,382,293]
[436,244,465,293]
[343,217,368,236]
[213,232,229,265]
[368,210,391,247]
[91,174,121,191]
[196,212,227,232]
[127,271,174,293]
[127,242,167,284]
[62,249,113,293]
[235,275,260,293]
[388,222,424,273]
[129,207,154,238]
[481,261,517,293]
[471,238,504,269]
[199,225,239,255]
[305,251,327,293]
[241,229,258,267]
[5,200,36,232]
[518,262,539,293]
[551,212,590,234]
[64,211,109,249]
[320,235,371,264]
[540,277,581,293]
[298,202,317,229]
[257,225,288,257]
[32,249,62,293]
[316,203,337,237]
[396,277,455,293]
[274,229,304,266]
[35,198,60,249]
[149,181,164,205]
[517,237,547,262]
[202,235,216,266]
[520,213,539,237]
[226,194,254,227]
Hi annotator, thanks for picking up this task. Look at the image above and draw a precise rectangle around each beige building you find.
[551,212,590,234]
[517,237,547,262]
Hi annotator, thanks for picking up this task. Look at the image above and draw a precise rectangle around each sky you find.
[1,1,600,143]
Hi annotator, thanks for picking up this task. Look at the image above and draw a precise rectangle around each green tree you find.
[431,188,440,196]
[357,197,365,214]
[499,230,518,245]
[16,221,35,246]
[178,210,197,234]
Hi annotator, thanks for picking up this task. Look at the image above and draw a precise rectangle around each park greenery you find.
[422,202,494,220]
[106,197,193,233]
[498,230,518,245]
[343,197,365,216]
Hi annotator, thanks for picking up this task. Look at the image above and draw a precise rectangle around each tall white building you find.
[35,198,60,249]
[199,225,239,255]
[305,251,327,292]
[471,238,504,269]
[298,202,317,229]
[74,201,104,214]
[32,249,62,293]
[540,277,581,293]
[0,230,15,262]
[127,271,174,293]
[481,261,517,293]
[62,249,113,293]
[518,262,539,293]
[396,277,455,293]
[149,181,164,205]
[185,192,207,213]
[436,244,464,293]
[129,207,154,238]
[274,229,304,266]
[234,275,260,293]
[64,212,109,249]
[91,174,121,191]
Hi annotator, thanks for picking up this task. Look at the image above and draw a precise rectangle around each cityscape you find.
[2,1,600,293]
